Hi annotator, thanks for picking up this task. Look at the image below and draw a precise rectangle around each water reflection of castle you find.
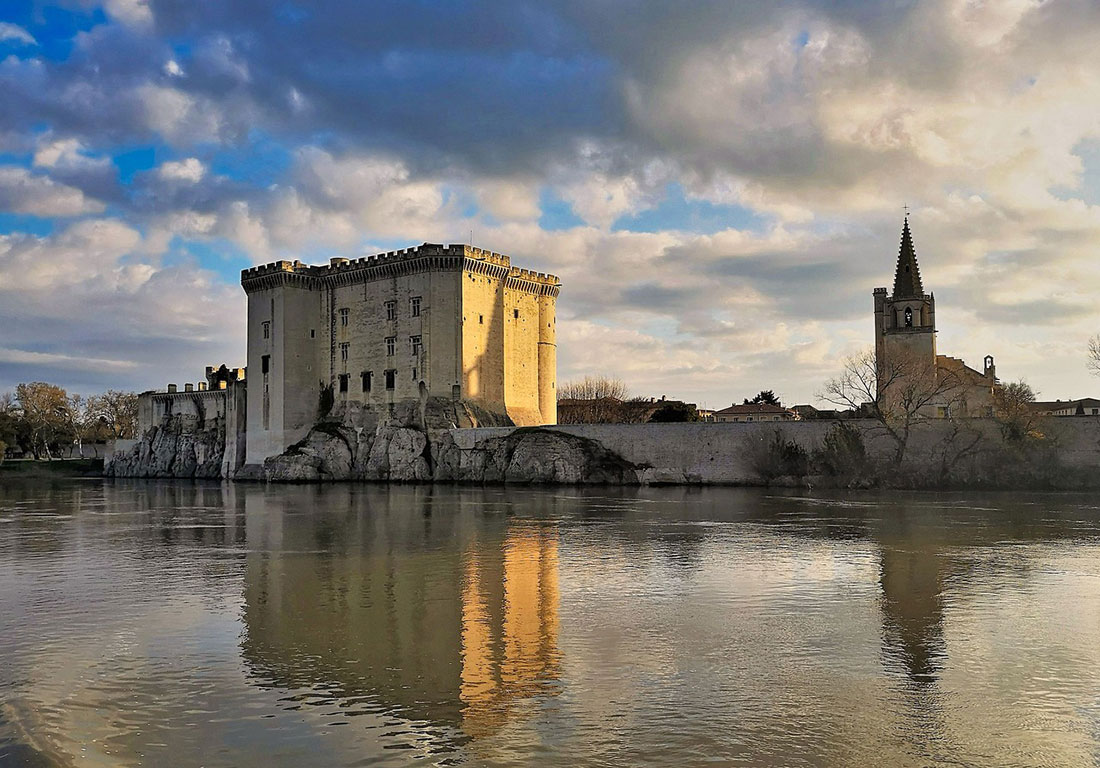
[238,489,560,738]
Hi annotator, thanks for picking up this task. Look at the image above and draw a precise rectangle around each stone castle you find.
[241,243,560,465]
[874,217,1000,417]
[111,243,560,477]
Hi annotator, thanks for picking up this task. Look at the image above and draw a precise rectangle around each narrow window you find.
[385,336,395,356]
[412,367,417,380]
[338,373,349,393]
[513,308,519,319]
[310,329,316,338]
[410,335,421,356]
[262,321,270,339]
[385,369,396,390]
[410,296,421,317]
[904,306,913,327]
[340,342,349,361]
[261,354,270,374]
[479,315,484,324]
[339,307,349,327]
[362,371,372,392]
[385,301,396,321]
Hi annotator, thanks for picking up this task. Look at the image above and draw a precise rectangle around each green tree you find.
[744,390,781,406]
[648,402,699,422]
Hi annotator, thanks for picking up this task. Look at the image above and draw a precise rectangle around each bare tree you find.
[992,380,1038,441]
[88,390,140,439]
[1089,335,1100,378]
[818,348,964,465]
[557,376,628,401]
[15,382,71,460]
[557,376,631,423]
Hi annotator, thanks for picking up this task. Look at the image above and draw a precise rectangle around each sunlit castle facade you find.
[873,218,1000,417]
[241,243,560,464]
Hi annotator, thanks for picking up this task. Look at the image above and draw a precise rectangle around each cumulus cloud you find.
[0,166,105,216]
[4,0,1100,403]
[158,157,206,183]
[0,219,244,393]
[0,23,36,46]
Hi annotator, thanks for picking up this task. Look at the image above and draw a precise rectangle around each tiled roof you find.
[714,403,794,416]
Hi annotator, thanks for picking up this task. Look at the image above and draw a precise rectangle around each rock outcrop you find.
[107,396,642,484]
[105,416,225,478]
[257,398,641,484]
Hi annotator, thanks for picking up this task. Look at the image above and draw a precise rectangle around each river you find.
[2,480,1100,767]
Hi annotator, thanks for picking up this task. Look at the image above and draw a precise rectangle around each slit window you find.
[513,309,519,319]
[362,371,372,392]
[385,370,396,390]
[261,354,270,375]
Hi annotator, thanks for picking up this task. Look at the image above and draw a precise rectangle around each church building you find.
[873,217,1000,417]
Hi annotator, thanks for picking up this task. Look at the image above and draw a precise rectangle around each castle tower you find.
[873,217,937,393]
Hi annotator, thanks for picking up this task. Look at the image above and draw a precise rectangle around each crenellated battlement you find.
[241,243,559,293]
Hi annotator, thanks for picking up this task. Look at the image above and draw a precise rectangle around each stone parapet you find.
[241,243,560,294]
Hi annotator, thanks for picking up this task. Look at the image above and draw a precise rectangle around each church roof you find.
[892,216,924,298]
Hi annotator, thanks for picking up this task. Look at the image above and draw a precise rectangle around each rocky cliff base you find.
[105,417,225,478]
[256,399,641,484]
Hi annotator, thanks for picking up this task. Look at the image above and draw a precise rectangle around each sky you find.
[1,0,1099,408]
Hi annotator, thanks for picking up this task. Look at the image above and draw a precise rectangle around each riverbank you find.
[105,404,1100,489]
[2,458,105,478]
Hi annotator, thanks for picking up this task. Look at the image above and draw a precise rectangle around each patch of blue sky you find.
[538,188,585,231]
[1060,136,1100,203]
[208,132,292,185]
[3,1,107,61]
[113,146,158,184]
[0,213,54,237]
[164,237,253,283]
[613,183,767,235]
[1053,139,1100,205]
[0,151,31,167]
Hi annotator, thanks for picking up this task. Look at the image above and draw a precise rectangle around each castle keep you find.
[241,243,560,464]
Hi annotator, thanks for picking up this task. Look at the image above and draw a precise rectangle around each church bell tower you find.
[873,216,936,380]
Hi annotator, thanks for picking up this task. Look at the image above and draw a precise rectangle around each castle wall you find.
[327,267,462,408]
[241,245,560,460]
[537,294,557,425]
[461,266,507,414]
[246,281,322,464]
[502,286,541,425]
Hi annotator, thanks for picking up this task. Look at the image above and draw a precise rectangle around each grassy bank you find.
[0,458,105,478]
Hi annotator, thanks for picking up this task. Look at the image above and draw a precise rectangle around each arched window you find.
[904,306,913,327]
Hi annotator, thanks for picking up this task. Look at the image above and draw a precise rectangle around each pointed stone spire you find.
[892,216,924,298]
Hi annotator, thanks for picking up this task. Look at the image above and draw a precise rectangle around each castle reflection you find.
[238,485,561,741]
